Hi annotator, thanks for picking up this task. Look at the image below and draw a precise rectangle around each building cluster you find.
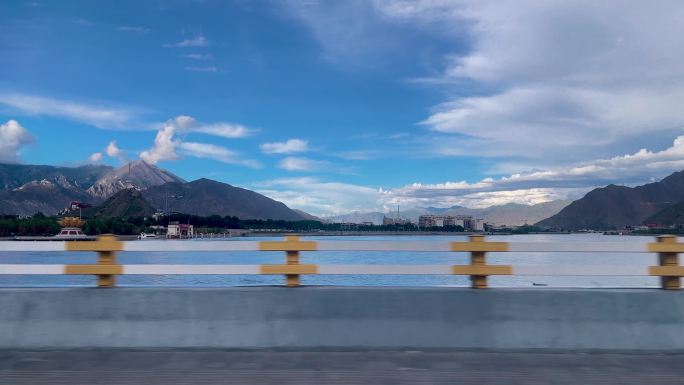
[382,217,412,226]
[418,215,484,231]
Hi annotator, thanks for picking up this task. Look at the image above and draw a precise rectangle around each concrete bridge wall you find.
[1,287,683,350]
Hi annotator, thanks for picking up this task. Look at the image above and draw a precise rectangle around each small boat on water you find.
[138,232,157,239]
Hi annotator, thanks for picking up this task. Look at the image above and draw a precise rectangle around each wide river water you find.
[0,233,668,288]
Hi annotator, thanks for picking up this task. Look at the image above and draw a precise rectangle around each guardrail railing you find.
[0,235,682,289]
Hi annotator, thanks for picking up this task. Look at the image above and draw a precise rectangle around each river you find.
[0,233,665,288]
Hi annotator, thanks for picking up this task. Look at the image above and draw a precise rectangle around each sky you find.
[3,0,684,216]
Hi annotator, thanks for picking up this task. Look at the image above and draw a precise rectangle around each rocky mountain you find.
[537,170,684,230]
[82,188,156,219]
[0,163,112,191]
[327,200,571,226]
[86,160,185,199]
[143,178,306,221]
[0,176,93,216]
[0,161,308,220]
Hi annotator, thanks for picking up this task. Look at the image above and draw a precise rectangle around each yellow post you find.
[657,235,680,290]
[469,234,488,289]
[285,235,301,287]
[96,234,119,288]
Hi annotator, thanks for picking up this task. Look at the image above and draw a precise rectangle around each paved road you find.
[1,350,684,384]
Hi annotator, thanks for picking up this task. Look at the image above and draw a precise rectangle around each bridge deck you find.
[2,350,683,385]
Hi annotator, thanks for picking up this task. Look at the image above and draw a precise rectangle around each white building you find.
[167,222,194,238]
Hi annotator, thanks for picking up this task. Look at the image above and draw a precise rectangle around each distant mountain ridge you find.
[537,170,684,230]
[0,164,112,216]
[327,200,571,226]
[0,163,112,191]
[0,161,308,221]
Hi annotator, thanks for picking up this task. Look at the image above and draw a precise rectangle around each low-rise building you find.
[167,222,194,239]
[418,215,485,231]
[382,216,411,225]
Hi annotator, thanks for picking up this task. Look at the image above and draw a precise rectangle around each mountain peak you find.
[86,161,185,200]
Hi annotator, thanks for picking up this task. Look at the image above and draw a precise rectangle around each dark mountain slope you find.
[537,171,684,230]
[143,178,305,221]
[82,188,156,218]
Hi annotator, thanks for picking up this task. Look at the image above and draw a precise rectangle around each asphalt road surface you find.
[2,350,683,385]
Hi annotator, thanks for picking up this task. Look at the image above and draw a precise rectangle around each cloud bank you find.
[0,120,33,163]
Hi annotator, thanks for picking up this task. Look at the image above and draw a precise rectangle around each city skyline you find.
[3,0,684,216]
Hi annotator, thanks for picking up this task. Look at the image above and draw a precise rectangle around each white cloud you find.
[194,123,254,138]
[255,133,684,214]
[255,177,382,216]
[180,142,261,168]
[165,35,209,47]
[139,117,258,167]
[117,26,150,34]
[89,152,103,163]
[182,53,212,60]
[260,139,309,154]
[278,156,326,171]
[288,1,684,168]
[0,93,136,129]
[72,18,94,26]
[163,115,256,138]
[383,133,684,208]
[0,120,33,163]
[185,66,219,73]
[369,0,684,162]
[105,141,123,158]
[139,125,180,164]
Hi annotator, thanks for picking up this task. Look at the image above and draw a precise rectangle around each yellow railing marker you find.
[64,234,122,288]
[259,235,317,286]
[647,235,682,290]
[451,235,511,289]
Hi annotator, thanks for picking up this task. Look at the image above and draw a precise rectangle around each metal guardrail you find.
[0,234,682,289]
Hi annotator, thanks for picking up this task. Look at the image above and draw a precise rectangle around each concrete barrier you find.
[1,287,683,350]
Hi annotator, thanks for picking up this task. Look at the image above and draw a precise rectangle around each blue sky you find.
[3,0,684,216]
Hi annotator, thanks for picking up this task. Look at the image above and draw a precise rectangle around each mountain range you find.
[327,200,571,227]
[537,170,684,230]
[0,161,306,221]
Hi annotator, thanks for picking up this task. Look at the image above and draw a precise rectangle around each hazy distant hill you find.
[143,178,306,221]
[82,188,156,219]
[537,170,684,230]
[327,200,571,226]
[87,160,185,199]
